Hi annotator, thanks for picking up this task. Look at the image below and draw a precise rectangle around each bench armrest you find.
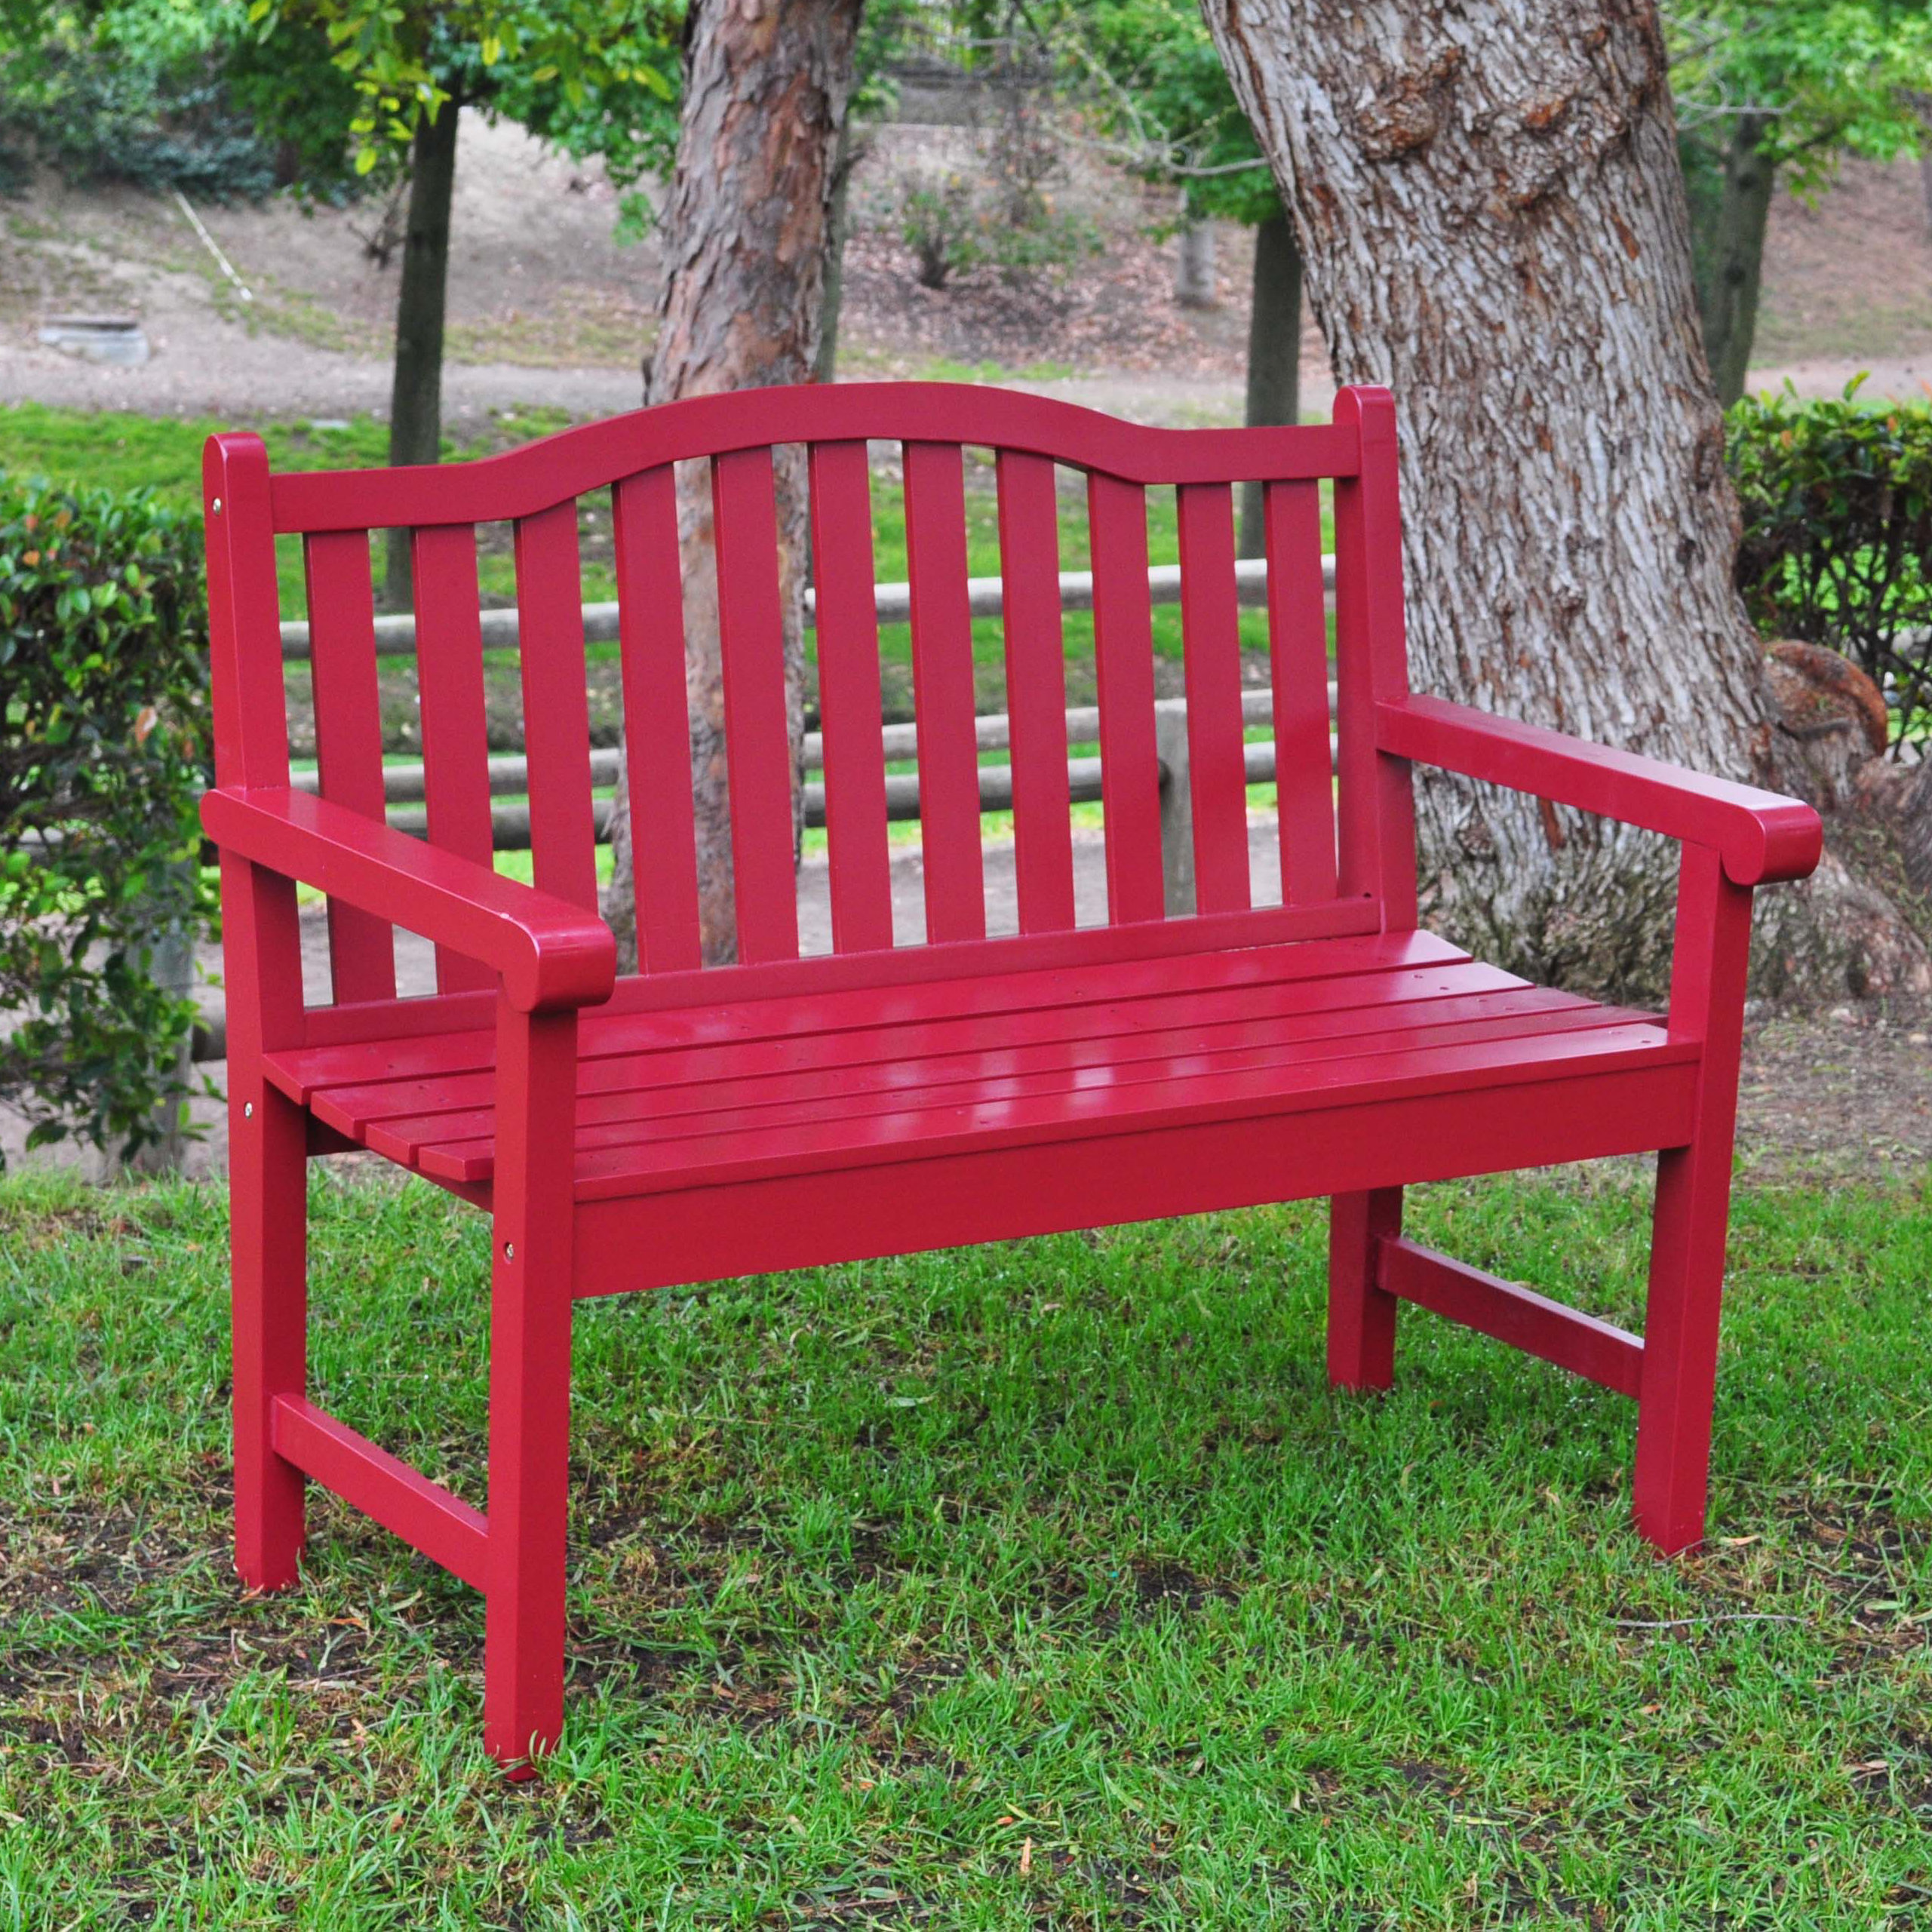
[1375,694,1823,887]
[201,786,617,1013]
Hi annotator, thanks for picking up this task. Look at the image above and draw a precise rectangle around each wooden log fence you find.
[190,558,1343,1058]
[275,554,1337,659]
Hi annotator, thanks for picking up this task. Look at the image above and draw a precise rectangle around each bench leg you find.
[1633,848,1752,1556]
[1328,1187,1402,1390]
[1633,1138,1737,1555]
[483,1006,578,1771]
[232,1077,308,1590]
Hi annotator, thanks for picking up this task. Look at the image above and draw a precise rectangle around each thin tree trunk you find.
[602,0,862,969]
[1688,110,1774,407]
[1238,210,1301,558]
[1203,0,1917,998]
[814,118,865,385]
[382,91,461,613]
[1915,94,1932,241]
[1175,205,1218,306]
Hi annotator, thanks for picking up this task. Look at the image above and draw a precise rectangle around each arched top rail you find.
[256,382,1370,535]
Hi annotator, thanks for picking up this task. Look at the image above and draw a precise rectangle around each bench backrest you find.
[204,382,1414,1024]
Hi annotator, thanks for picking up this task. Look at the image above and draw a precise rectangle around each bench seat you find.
[266,931,1690,1203]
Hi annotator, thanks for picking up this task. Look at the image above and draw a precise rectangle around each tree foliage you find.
[1668,0,1932,192]
[0,1,305,200]
[242,0,680,224]
[1061,0,1279,226]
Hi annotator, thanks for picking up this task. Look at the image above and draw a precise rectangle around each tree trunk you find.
[1908,94,1932,241]
[1238,210,1302,558]
[382,91,461,613]
[814,118,865,385]
[1203,0,1921,999]
[602,0,862,969]
[1688,111,1774,408]
[1175,210,1218,307]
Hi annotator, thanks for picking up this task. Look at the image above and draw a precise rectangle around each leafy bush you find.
[1731,379,1932,746]
[0,478,214,1167]
[898,167,1100,290]
[0,10,281,204]
[901,174,983,288]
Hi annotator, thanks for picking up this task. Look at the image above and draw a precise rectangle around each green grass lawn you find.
[2,1168,1929,1925]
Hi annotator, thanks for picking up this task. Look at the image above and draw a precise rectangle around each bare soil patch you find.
[1739,1000,1932,1178]
[1756,155,1932,374]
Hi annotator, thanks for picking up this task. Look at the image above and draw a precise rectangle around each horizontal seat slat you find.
[263,928,1469,1104]
[287,896,1390,1055]
[404,998,1649,1185]
[324,961,1544,1146]
[566,1023,1691,1200]
[266,922,1680,1199]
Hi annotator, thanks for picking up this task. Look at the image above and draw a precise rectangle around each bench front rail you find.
[198,382,1820,1768]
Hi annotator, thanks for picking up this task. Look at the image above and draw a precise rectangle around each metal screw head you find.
[243,1101,253,1119]
[210,497,223,514]
[503,1241,514,1261]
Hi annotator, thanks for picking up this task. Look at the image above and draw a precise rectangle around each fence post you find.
[1154,703,1193,917]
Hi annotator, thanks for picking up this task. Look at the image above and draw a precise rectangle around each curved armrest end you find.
[508,917,618,1014]
[200,786,618,1012]
[1729,797,1823,889]
[1377,696,1824,890]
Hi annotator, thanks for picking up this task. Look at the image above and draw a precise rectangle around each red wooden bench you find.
[199,382,1821,1768]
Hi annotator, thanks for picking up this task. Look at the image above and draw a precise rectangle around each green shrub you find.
[901,174,984,288]
[0,477,214,1167]
[1730,378,1932,745]
[0,9,281,204]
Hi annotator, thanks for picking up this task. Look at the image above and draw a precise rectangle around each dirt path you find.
[10,120,1930,431]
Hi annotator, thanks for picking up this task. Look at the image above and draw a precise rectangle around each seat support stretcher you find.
[270,1394,490,1590]
[1375,1236,1645,1399]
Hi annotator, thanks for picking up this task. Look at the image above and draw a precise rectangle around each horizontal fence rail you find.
[290,688,1342,846]
[195,687,1342,1062]
[276,554,1338,660]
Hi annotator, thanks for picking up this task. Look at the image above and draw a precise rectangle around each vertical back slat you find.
[711,447,801,964]
[512,500,600,914]
[1331,388,1417,924]
[613,468,702,973]
[304,529,397,1003]
[1175,481,1250,914]
[808,441,894,953]
[203,434,292,791]
[995,450,1075,933]
[1264,478,1339,905]
[902,441,986,944]
[1086,472,1165,925]
[410,524,496,993]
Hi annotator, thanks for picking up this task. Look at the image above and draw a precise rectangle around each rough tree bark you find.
[1687,112,1773,408]
[382,91,461,613]
[602,0,862,969]
[1238,210,1302,557]
[1203,0,1923,999]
